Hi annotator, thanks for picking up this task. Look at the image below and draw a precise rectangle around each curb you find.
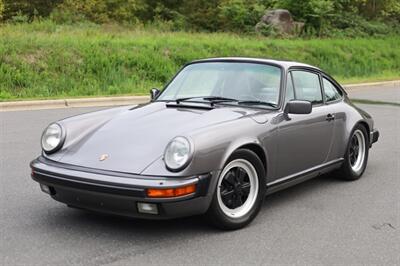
[344,80,400,90]
[0,96,149,112]
[1,80,399,112]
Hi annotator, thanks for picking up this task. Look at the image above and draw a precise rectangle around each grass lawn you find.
[1,21,399,101]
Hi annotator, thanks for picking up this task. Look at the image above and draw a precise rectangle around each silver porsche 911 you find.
[30,58,379,229]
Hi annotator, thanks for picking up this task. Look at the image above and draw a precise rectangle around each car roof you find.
[189,57,320,71]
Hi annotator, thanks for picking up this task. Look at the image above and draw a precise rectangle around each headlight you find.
[164,136,193,171]
[41,123,64,153]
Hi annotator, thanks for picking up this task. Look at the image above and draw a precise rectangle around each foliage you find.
[276,0,334,35]
[50,0,146,24]
[0,0,399,36]
[179,1,217,31]
[218,0,265,32]
[352,0,400,20]
[0,0,4,20]
[0,21,399,100]
[2,0,62,21]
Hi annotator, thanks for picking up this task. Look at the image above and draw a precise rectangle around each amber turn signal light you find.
[147,184,196,198]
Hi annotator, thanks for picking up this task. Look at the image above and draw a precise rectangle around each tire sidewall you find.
[343,125,369,179]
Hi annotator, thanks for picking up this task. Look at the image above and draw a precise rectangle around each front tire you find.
[206,149,266,230]
[337,125,369,180]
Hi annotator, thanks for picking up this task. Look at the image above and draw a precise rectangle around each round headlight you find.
[41,123,64,153]
[164,136,193,171]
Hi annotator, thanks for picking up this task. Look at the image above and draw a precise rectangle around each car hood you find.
[48,102,266,174]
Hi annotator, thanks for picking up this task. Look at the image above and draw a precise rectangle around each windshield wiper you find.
[175,96,238,104]
[167,96,237,109]
[237,100,278,108]
[173,97,277,108]
[202,96,238,102]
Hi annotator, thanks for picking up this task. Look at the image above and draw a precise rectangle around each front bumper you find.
[30,157,215,219]
[370,129,379,147]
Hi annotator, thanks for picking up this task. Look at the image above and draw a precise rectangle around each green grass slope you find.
[1,21,399,100]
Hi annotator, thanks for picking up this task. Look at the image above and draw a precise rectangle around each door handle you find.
[326,113,335,121]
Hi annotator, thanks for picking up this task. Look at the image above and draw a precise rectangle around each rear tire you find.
[337,124,369,181]
[206,149,266,230]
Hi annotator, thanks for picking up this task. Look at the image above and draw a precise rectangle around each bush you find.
[8,0,146,24]
[152,3,189,31]
[218,0,265,32]
[328,11,400,37]
[50,7,86,24]
[1,0,62,21]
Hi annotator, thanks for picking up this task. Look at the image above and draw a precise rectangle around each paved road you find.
[346,82,400,103]
[1,88,399,265]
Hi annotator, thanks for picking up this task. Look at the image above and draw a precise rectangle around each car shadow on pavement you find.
[263,173,345,209]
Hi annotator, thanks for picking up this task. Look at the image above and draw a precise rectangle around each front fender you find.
[219,137,268,170]
[141,117,272,177]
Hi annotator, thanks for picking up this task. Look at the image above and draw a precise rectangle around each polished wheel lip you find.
[217,159,258,218]
[349,129,366,173]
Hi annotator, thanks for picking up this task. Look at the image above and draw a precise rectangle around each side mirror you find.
[150,88,161,101]
[284,100,312,115]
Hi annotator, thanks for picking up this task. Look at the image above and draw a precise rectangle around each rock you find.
[256,9,303,36]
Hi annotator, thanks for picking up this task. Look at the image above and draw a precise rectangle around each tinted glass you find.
[285,72,295,102]
[291,71,323,104]
[157,62,282,105]
[323,77,342,102]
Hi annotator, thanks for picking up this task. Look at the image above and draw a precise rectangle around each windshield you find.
[157,62,282,106]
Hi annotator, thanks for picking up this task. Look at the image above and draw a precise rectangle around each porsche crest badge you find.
[99,154,109,161]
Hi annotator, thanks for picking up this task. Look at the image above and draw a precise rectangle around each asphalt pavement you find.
[346,82,400,104]
[1,86,399,265]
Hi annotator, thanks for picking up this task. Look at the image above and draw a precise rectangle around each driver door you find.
[274,70,335,179]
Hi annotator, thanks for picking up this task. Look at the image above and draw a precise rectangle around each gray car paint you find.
[43,58,375,188]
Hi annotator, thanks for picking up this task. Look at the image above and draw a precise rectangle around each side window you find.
[291,71,323,104]
[285,72,295,102]
[323,77,342,102]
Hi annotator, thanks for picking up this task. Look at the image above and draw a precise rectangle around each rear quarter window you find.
[323,77,342,102]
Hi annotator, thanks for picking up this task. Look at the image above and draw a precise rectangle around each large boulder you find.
[256,9,304,36]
